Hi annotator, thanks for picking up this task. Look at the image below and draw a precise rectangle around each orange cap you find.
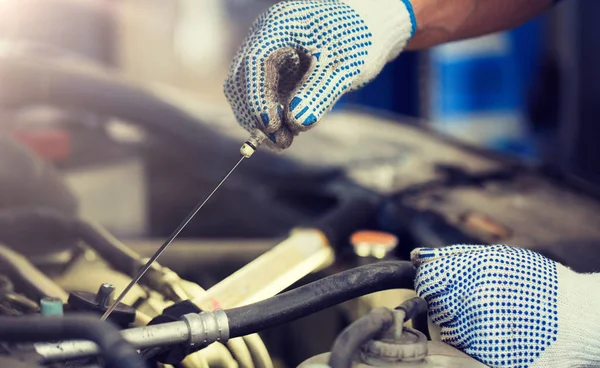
[350,231,398,259]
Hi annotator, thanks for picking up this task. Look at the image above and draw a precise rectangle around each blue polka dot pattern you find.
[412,245,559,368]
[224,0,374,149]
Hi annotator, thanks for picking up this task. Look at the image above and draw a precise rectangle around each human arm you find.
[224,0,560,150]
[407,0,557,50]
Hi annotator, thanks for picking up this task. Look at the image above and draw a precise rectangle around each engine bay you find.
[0,45,599,368]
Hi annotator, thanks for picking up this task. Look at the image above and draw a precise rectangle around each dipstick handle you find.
[241,129,268,158]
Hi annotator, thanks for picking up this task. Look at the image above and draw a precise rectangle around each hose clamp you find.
[182,310,230,348]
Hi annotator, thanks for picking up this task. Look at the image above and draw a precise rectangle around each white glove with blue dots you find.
[224,0,416,149]
[412,245,600,368]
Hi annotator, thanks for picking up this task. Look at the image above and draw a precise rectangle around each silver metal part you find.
[95,283,115,308]
[183,310,230,346]
[34,321,189,362]
[34,311,230,363]
[241,129,268,158]
[122,320,191,349]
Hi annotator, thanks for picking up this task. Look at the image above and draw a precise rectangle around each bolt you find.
[95,283,115,308]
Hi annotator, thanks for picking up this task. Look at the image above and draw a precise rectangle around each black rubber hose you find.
[0,207,143,278]
[397,297,430,339]
[0,245,68,302]
[397,297,428,322]
[328,307,395,368]
[225,262,416,338]
[0,314,146,368]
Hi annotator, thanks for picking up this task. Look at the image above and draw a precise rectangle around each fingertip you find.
[274,127,294,149]
[413,245,495,266]
[303,113,318,126]
[285,96,321,132]
[410,247,436,266]
[262,127,294,151]
[290,96,302,111]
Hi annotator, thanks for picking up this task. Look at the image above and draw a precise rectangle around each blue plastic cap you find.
[40,297,64,317]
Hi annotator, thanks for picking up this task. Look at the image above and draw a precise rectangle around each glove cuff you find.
[343,0,416,86]
[533,265,600,367]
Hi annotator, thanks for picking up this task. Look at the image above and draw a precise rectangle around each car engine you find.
[0,40,599,368]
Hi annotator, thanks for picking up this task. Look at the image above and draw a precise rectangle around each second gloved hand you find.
[224,0,416,149]
[412,245,600,368]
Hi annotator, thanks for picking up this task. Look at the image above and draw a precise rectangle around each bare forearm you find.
[406,0,554,50]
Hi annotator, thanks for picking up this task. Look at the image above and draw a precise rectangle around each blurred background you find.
[0,1,599,367]
[0,0,597,239]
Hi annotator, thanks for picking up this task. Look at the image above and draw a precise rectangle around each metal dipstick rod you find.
[101,130,268,321]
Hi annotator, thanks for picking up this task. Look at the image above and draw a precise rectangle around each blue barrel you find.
[426,17,546,158]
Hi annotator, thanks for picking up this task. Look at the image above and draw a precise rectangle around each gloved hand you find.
[412,245,600,368]
[224,0,416,149]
